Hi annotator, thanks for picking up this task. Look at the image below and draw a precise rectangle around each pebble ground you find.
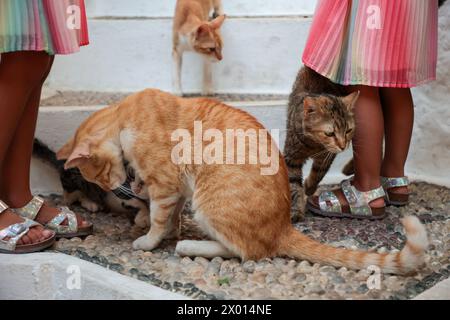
[44,182,449,300]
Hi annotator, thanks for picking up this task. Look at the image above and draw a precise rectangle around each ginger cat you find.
[172,0,225,96]
[57,89,428,274]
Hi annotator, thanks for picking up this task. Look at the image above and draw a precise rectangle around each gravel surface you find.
[45,182,449,300]
[40,91,288,106]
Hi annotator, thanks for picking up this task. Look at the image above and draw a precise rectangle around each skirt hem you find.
[303,59,436,89]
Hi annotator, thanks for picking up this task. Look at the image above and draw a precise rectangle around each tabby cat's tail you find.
[279,216,428,274]
[33,138,64,170]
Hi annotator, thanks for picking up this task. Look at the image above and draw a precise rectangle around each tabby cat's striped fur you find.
[284,66,358,220]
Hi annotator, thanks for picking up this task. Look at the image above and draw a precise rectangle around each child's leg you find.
[0,54,89,228]
[350,85,385,208]
[0,51,54,244]
[379,87,413,194]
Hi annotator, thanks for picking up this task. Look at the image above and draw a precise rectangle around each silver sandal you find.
[0,200,55,253]
[381,176,409,206]
[13,196,93,238]
[306,179,387,219]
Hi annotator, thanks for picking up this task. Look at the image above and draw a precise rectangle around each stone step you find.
[85,0,317,18]
[46,17,311,93]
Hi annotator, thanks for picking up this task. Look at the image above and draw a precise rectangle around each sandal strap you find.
[0,218,40,251]
[46,206,78,233]
[0,200,9,214]
[318,191,342,213]
[341,179,385,216]
[14,196,44,220]
[381,176,409,189]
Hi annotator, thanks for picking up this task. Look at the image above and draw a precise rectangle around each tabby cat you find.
[33,139,150,228]
[56,88,427,274]
[284,66,359,219]
[172,0,225,96]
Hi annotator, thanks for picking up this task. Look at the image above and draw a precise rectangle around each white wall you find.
[408,1,450,186]
[46,17,311,94]
[84,0,317,18]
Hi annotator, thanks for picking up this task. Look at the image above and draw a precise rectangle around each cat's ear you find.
[56,138,75,160]
[303,97,317,116]
[195,24,210,40]
[63,142,91,170]
[209,14,226,29]
[341,91,360,111]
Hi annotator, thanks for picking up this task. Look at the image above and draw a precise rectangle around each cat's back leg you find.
[175,240,236,258]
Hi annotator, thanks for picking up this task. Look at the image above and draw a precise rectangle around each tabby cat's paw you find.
[81,198,101,212]
[304,179,318,196]
[134,210,150,228]
[290,182,306,222]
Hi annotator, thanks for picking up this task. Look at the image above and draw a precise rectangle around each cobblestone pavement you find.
[45,182,449,300]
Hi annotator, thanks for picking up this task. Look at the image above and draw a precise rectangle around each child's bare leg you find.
[0,53,89,228]
[349,85,385,208]
[0,51,54,244]
[379,88,413,194]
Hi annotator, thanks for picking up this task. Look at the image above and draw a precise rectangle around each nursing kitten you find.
[284,66,359,219]
[57,88,427,274]
[172,0,225,96]
[33,139,150,228]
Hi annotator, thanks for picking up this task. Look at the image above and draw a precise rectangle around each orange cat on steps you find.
[57,89,428,274]
[172,0,225,96]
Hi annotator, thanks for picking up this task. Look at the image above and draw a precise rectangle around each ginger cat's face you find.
[57,135,126,191]
[191,15,225,61]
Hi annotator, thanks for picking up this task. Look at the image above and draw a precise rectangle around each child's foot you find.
[0,208,53,245]
[306,179,386,219]
[6,194,92,237]
[380,176,410,206]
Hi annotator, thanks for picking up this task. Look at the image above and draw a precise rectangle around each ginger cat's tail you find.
[279,216,428,274]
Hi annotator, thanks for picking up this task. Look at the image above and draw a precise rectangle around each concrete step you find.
[85,0,317,18]
[46,17,311,93]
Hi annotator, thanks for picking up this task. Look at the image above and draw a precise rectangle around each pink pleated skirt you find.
[302,0,438,88]
[0,0,89,55]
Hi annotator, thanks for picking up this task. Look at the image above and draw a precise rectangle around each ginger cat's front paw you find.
[132,235,159,251]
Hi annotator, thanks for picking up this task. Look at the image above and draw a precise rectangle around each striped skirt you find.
[302,0,438,88]
[0,0,89,55]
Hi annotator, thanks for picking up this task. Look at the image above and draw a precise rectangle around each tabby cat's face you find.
[301,92,359,153]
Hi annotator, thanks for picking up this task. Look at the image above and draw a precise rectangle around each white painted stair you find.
[46,0,316,94]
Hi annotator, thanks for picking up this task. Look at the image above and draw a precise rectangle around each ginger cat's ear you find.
[63,142,91,170]
[341,91,360,111]
[195,24,210,40]
[209,14,226,29]
[56,138,74,160]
